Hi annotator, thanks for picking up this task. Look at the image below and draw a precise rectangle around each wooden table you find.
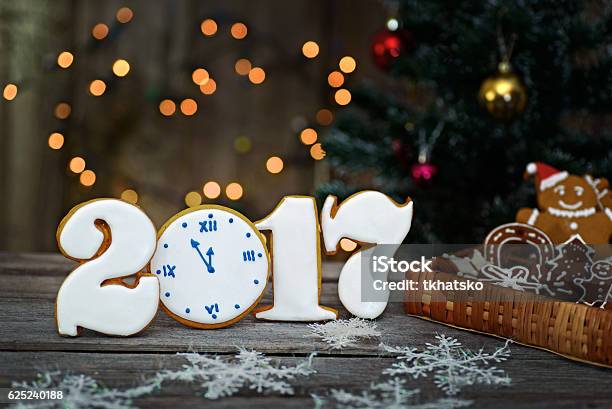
[1,252,611,408]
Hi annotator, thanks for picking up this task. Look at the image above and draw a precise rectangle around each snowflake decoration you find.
[381,334,511,396]
[10,371,149,409]
[9,349,316,408]
[154,348,316,399]
[307,318,382,349]
[312,378,472,409]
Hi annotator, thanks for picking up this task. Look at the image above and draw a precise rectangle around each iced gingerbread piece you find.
[516,162,612,244]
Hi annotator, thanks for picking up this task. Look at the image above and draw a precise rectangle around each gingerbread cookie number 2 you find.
[151,205,269,328]
[56,199,160,336]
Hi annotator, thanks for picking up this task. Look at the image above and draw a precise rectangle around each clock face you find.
[151,205,269,328]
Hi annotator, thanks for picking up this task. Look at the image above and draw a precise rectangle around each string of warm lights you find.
[3,8,357,217]
[43,6,137,193]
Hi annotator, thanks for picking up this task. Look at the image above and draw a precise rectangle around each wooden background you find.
[1,252,611,408]
[0,0,385,252]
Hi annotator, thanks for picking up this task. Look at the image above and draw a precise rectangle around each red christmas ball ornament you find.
[411,161,438,185]
[371,29,413,70]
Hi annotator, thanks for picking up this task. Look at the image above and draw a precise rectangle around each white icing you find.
[548,206,595,218]
[152,206,269,327]
[570,222,578,230]
[527,209,539,225]
[540,171,568,191]
[558,200,583,210]
[56,199,159,337]
[526,163,537,174]
[606,207,612,222]
[255,196,336,321]
[321,191,413,319]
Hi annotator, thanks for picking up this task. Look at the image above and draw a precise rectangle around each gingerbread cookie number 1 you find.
[56,199,159,336]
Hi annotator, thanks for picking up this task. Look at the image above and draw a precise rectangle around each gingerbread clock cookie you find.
[151,205,269,328]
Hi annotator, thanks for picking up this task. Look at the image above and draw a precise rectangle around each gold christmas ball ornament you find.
[478,62,527,120]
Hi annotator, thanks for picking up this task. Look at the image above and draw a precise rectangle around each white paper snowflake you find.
[312,378,472,409]
[9,348,316,408]
[10,371,150,409]
[307,318,382,349]
[154,348,316,399]
[381,334,511,396]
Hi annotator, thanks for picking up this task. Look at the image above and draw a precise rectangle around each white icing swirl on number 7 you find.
[321,191,413,319]
[56,199,159,336]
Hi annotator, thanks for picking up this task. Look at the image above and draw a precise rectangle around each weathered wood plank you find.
[1,352,611,409]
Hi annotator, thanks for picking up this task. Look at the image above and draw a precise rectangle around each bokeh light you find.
[185,191,202,207]
[200,78,217,95]
[225,182,243,200]
[234,136,252,153]
[310,143,326,160]
[386,18,399,31]
[112,59,130,77]
[92,23,109,40]
[234,59,251,76]
[69,157,86,174]
[327,71,344,88]
[339,56,356,73]
[180,98,197,116]
[202,181,221,199]
[116,7,133,24]
[159,99,176,116]
[80,170,96,186]
[300,128,318,145]
[192,68,209,85]
[89,80,106,96]
[248,67,265,84]
[120,189,138,204]
[316,109,333,126]
[340,238,358,252]
[302,41,319,58]
[54,102,71,119]
[266,156,284,174]
[3,84,17,101]
[48,132,64,150]
[230,22,248,39]
[334,88,351,105]
[57,51,74,69]
[201,19,217,36]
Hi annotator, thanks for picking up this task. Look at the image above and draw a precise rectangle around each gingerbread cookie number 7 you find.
[56,199,160,336]
[322,191,413,319]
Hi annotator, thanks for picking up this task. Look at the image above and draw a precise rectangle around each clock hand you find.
[190,239,215,273]
[206,247,215,272]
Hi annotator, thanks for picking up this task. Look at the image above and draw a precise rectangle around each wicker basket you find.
[404,267,612,367]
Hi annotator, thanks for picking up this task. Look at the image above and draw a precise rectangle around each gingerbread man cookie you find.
[516,162,612,244]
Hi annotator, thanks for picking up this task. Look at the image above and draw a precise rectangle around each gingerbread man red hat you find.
[526,162,569,191]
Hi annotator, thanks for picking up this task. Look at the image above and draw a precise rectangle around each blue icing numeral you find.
[229,218,234,223]
[246,232,251,238]
[162,264,176,278]
[199,218,218,233]
[165,292,170,297]
[243,250,256,262]
[234,304,240,309]
[254,279,259,285]
[182,222,188,228]
[185,308,191,313]
[205,303,220,319]
[163,243,168,248]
